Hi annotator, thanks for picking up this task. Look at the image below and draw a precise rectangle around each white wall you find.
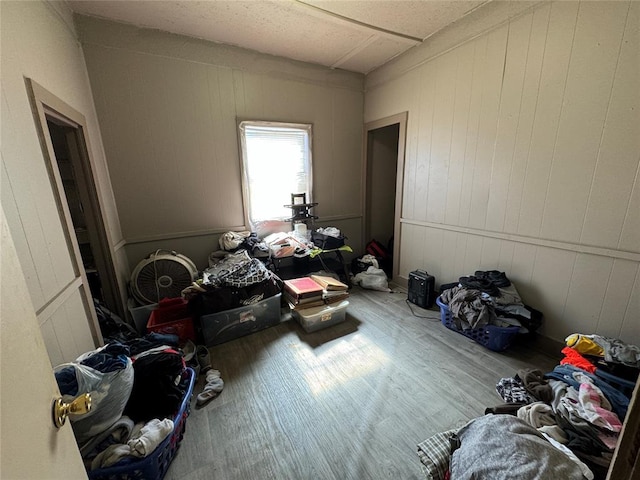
[76,16,365,271]
[0,1,125,363]
[365,1,639,344]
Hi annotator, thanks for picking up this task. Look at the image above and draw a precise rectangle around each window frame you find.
[238,120,314,228]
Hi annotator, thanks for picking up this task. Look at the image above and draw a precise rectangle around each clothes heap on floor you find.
[439,270,541,334]
[416,333,639,480]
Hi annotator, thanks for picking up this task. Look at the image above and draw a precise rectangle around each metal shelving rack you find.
[284,193,318,231]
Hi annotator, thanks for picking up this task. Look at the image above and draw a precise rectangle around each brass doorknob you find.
[52,393,91,428]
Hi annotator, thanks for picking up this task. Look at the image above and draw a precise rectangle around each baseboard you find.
[530,333,564,361]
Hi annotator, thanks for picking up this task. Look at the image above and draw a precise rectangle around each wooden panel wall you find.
[365,1,639,344]
[1,1,125,362]
[77,16,364,269]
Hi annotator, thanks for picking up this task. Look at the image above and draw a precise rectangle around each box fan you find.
[130,250,198,305]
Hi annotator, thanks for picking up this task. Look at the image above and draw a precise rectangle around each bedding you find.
[417,429,457,480]
[449,415,590,480]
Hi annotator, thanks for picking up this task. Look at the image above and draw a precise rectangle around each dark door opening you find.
[46,119,120,316]
[365,123,400,276]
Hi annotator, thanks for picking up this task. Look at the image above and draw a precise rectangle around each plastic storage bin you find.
[147,298,196,342]
[311,231,345,250]
[88,367,196,480]
[200,293,282,346]
[292,300,349,333]
[435,296,519,352]
[128,298,158,334]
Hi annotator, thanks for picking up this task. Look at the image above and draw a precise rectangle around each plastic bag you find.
[219,230,252,251]
[353,266,391,292]
[54,356,134,445]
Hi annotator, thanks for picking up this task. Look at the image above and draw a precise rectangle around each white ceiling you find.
[67,0,488,74]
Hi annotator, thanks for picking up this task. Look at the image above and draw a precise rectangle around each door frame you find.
[362,112,407,282]
[26,78,121,344]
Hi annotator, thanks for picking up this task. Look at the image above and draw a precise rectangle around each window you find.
[238,121,313,226]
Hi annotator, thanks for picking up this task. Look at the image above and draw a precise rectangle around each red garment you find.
[560,346,597,373]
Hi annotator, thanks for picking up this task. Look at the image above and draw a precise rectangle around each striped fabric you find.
[417,429,457,480]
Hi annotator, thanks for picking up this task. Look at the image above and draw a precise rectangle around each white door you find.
[0,207,87,479]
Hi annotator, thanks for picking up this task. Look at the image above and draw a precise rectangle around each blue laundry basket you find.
[87,367,196,480]
[436,296,520,352]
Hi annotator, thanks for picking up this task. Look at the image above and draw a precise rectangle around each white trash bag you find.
[54,356,134,445]
[353,266,391,292]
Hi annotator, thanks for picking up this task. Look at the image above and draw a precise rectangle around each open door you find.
[1,206,87,478]
[363,112,407,282]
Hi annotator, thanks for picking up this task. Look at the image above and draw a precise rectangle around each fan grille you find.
[131,253,197,304]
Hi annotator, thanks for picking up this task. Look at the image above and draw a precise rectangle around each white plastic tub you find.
[292,300,349,333]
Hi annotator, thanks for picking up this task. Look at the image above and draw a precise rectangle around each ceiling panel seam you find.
[294,0,423,44]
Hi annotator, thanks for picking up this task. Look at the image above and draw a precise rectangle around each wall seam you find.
[515,3,551,234]
[616,156,640,251]
[500,12,533,233]
[596,258,617,335]
[558,251,579,331]
[538,1,580,238]
[484,21,511,230]
[579,0,632,245]
[456,42,476,226]
[619,263,639,336]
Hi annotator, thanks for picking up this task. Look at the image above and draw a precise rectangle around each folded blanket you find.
[417,429,457,480]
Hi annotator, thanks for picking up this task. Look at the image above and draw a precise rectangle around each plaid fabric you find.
[417,429,457,480]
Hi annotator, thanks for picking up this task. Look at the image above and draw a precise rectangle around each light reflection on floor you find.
[290,333,390,396]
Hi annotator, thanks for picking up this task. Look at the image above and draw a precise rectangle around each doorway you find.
[46,121,108,308]
[363,112,407,282]
[27,78,123,337]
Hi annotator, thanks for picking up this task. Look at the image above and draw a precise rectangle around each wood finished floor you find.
[165,286,560,480]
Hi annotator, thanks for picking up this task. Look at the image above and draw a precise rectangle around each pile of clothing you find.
[54,332,198,472]
[417,334,638,480]
[183,250,283,317]
[217,230,270,258]
[418,413,593,480]
[439,270,541,333]
[489,334,638,475]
